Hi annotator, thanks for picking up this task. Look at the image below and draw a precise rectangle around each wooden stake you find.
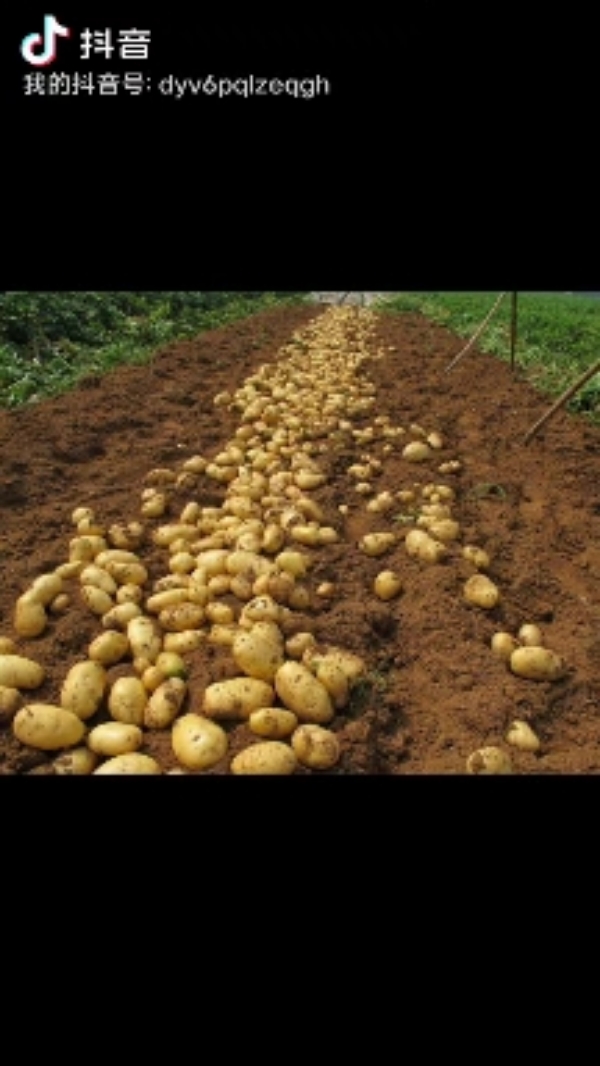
[444,292,507,373]
[523,358,600,444]
[509,292,518,371]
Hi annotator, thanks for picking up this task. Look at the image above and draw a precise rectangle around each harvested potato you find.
[144,677,187,729]
[87,722,143,757]
[302,645,366,684]
[285,632,317,659]
[463,574,501,609]
[517,624,543,647]
[14,593,47,638]
[232,622,285,682]
[466,746,513,774]
[158,603,205,632]
[402,441,431,462]
[373,570,403,601]
[230,741,298,775]
[171,713,228,769]
[60,660,107,720]
[509,646,566,681]
[108,676,148,726]
[0,685,24,726]
[102,602,143,630]
[127,616,162,664]
[29,571,64,605]
[0,637,18,655]
[491,632,520,661]
[88,630,130,666]
[274,661,334,724]
[359,532,396,557]
[404,529,447,564]
[94,753,162,775]
[202,677,275,720]
[313,658,350,709]
[162,630,206,654]
[13,704,85,750]
[291,724,341,769]
[248,707,298,738]
[54,747,99,775]
[81,585,114,616]
[0,654,45,689]
[154,651,187,679]
[80,564,118,596]
[506,720,541,752]
[462,545,491,570]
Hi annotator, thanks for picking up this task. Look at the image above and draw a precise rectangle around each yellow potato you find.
[0,637,18,655]
[13,704,85,750]
[202,677,275,720]
[154,651,187,679]
[517,624,544,647]
[506,719,541,752]
[101,602,143,630]
[88,630,130,665]
[127,616,162,664]
[302,645,366,683]
[373,570,403,601]
[274,661,334,724]
[285,632,317,659]
[108,676,148,726]
[94,753,162,775]
[490,632,520,661]
[28,571,64,605]
[402,441,431,462]
[463,574,501,609]
[87,722,143,757]
[248,707,298,738]
[232,622,285,682]
[239,595,282,626]
[80,564,118,596]
[313,658,350,709]
[509,646,566,681]
[0,685,24,725]
[171,713,228,769]
[359,532,396,557]
[291,724,341,769]
[466,746,513,775]
[60,660,107,720]
[80,585,114,616]
[405,529,447,564]
[14,593,48,638]
[230,741,298,775]
[144,677,187,729]
[158,603,205,632]
[53,747,99,775]
[0,654,45,689]
[162,630,206,654]
[462,545,491,570]
[104,561,148,587]
[145,588,193,613]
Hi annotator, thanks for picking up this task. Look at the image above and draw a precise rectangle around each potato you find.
[87,722,143,757]
[145,588,193,613]
[359,532,396,557]
[230,741,298,775]
[466,746,513,775]
[462,545,491,570]
[313,658,350,709]
[426,518,461,543]
[140,666,167,694]
[491,632,519,661]
[202,677,275,720]
[463,574,501,609]
[506,719,541,752]
[275,550,310,578]
[94,753,162,775]
[53,747,99,775]
[101,602,143,630]
[80,564,118,596]
[144,677,187,729]
[154,652,187,679]
[88,630,130,666]
[239,595,282,626]
[104,561,148,587]
[108,676,148,726]
[405,529,447,564]
[517,624,543,647]
[402,441,431,462]
[0,685,24,726]
[285,632,317,659]
[0,637,18,655]
[171,713,228,769]
[158,603,205,632]
[232,622,285,682]
[29,571,64,605]
[291,724,341,769]
[60,660,107,720]
[14,593,48,638]
[80,585,114,616]
[509,646,566,681]
[127,616,162,664]
[69,534,107,562]
[373,570,403,601]
[162,630,206,654]
[248,707,298,738]
[274,661,334,724]
[13,704,85,750]
[302,645,366,684]
[0,654,45,689]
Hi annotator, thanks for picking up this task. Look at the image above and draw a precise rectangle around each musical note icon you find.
[21,15,71,66]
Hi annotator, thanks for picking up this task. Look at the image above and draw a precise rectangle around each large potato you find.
[291,724,341,769]
[509,646,566,681]
[108,676,148,726]
[29,571,64,605]
[232,622,285,682]
[202,677,275,720]
[463,574,501,609]
[171,713,228,769]
[88,630,130,666]
[13,704,85,750]
[144,677,187,729]
[248,707,298,738]
[87,722,143,757]
[0,654,45,689]
[94,753,162,775]
[274,661,334,724]
[127,616,162,664]
[60,660,107,720]
[230,741,298,775]
[14,593,48,638]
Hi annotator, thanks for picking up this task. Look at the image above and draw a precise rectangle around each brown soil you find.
[1,301,599,775]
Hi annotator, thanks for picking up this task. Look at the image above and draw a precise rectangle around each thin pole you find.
[523,358,600,444]
[444,292,507,373]
[509,292,518,371]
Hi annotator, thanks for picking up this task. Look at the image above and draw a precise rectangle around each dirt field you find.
[1,300,599,774]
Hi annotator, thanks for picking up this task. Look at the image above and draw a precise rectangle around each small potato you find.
[140,666,167,694]
[463,574,501,609]
[274,661,334,724]
[302,645,366,684]
[103,561,148,587]
[359,532,396,557]
[108,676,148,726]
[69,534,107,562]
[230,741,298,775]
[248,707,298,738]
[0,637,18,655]
[517,624,544,647]
[509,646,567,681]
[14,593,48,638]
[232,622,285,682]
[291,724,341,769]
[202,677,275,721]
[87,722,143,757]
[144,677,187,729]
[162,630,206,654]
[145,588,192,613]
[80,585,114,616]
[239,595,282,627]
[102,602,143,630]
[158,603,205,632]
[0,685,24,726]
[154,652,188,679]
[171,713,228,769]
[127,616,162,664]
[373,570,403,601]
[13,704,85,750]
[0,654,45,690]
[275,550,310,578]
[80,564,118,596]
[405,529,447,564]
[285,632,317,659]
[491,632,520,661]
[29,571,64,606]
[60,660,107,720]
[466,746,513,775]
[94,753,162,775]
[402,441,431,462]
[462,545,491,570]
[53,747,99,775]
[313,658,350,709]
[426,518,461,543]
[88,630,130,666]
[506,719,541,753]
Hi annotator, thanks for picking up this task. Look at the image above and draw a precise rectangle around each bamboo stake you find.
[523,358,600,444]
[509,292,518,371]
[444,292,507,373]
